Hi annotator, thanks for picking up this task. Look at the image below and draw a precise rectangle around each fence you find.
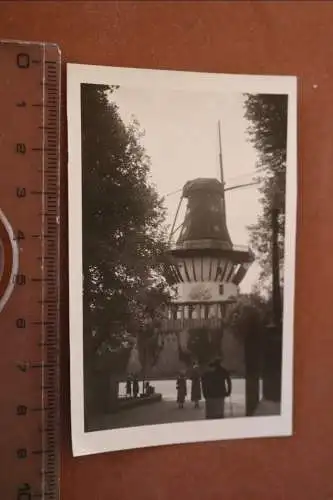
[160,317,223,333]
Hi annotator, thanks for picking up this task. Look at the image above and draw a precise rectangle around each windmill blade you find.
[165,188,182,198]
[170,221,184,238]
[225,181,258,192]
[169,195,184,242]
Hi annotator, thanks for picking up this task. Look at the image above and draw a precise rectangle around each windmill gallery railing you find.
[159,301,234,333]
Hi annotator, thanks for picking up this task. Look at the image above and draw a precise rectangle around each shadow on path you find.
[88,397,245,432]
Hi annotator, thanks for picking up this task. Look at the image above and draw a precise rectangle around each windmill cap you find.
[182,178,224,198]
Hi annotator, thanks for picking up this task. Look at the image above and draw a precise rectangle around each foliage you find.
[226,293,270,339]
[243,94,288,288]
[81,84,170,377]
[185,326,223,366]
[133,282,171,376]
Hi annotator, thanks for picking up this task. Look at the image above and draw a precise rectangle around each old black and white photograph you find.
[67,65,297,455]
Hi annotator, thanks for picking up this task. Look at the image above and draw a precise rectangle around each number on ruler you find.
[14,230,25,241]
[17,483,31,500]
[16,143,26,154]
[13,274,26,286]
[16,405,28,416]
[16,187,26,198]
[17,362,29,372]
[16,53,30,69]
[16,318,26,329]
[16,448,28,459]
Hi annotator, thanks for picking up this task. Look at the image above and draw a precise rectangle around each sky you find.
[109,86,262,293]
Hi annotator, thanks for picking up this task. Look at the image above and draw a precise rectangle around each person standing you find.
[201,358,232,419]
[133,376,139,398]
[126,374,132,398]
[176,372,187,409]
[190,363,202,409]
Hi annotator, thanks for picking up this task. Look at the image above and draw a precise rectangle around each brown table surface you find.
[1,2,333,499]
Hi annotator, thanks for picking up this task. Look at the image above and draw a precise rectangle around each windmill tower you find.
[164,121,254,324]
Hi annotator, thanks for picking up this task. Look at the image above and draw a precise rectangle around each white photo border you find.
[67,64,297,456]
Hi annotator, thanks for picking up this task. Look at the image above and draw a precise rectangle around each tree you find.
[226,293,268,414]
[81,84,169,418]
[131,281,171,389]
[243,94,288,292]
[244,95,288,403]
[227,293,268,339]
[185,326,223,367]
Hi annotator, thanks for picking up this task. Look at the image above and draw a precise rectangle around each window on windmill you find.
[219,284,224,295]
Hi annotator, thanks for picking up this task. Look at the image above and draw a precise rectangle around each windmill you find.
[163,121,256,323]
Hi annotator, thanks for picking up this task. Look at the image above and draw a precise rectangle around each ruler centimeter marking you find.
[0,41,61,500]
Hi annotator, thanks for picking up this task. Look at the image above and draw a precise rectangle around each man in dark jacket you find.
[201,358,232,419]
